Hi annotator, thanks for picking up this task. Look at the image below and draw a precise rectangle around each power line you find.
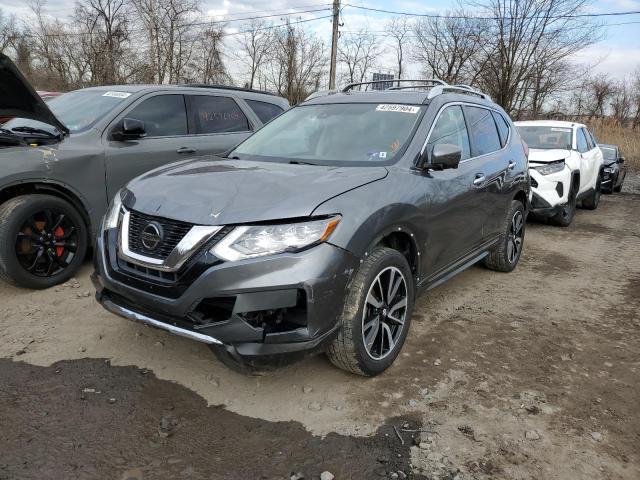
[343,3,640,20]
[226,14,333,36]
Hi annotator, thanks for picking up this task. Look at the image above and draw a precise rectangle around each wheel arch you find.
[366,226,421,282]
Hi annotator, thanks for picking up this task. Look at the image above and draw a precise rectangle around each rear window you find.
[465,106,502,156]
[189,96,251,134]
[517,126,572,150]
[245,99,284,124]
[492,111,510,147]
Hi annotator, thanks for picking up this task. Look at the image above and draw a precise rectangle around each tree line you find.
[0,0,639,124]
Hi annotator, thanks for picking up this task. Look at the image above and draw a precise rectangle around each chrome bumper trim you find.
[102,298,222,345]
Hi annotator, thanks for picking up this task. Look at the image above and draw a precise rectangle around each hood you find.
[0,53,68,134]
[124,158,388,225]
[528,149,571,164]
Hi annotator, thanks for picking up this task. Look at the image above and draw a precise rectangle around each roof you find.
[514,120,584,128]
[302,90,497,109]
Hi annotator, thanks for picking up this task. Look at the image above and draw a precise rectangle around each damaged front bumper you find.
[92,231,358,363]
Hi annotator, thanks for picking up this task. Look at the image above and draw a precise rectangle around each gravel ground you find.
[1,177,639,480]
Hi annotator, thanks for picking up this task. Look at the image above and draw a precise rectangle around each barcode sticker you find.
[376,104,420,114]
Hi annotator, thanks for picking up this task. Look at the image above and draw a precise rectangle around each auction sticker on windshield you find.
[376,104,420,114]
[102,91,132,98]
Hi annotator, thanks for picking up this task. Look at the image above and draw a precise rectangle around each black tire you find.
[0,195,88,289]
[549,181,577,227]
[614,173,624,193]
[582,174,601,210]
[483,200,525,272]
[326,247,414,377]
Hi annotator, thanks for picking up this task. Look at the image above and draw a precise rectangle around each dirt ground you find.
[1,178,639,480]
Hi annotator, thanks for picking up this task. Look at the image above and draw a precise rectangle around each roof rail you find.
[182,83,278,97]
[427,85,491,101]
[305,89,338,101]
[342,79,446,93]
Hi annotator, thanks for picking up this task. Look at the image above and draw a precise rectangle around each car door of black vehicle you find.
[463,105,511,239]
[420,104,488,276]
[185,95,256,156]
[104,93,193,200]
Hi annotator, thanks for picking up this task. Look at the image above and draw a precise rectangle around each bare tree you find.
[385,17,411,83]
[583,74,615,118]
[192,24,229,84]
[632,68,640,129]
[0,9,19,53]
[611,79,632,125]
[337,29,381,84]
[235,19,273,89]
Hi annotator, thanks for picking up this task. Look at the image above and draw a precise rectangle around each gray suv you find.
[0,53,288,288]
[93,79,530,376]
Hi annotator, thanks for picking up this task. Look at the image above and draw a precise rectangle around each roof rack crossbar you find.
[342,79,446,92]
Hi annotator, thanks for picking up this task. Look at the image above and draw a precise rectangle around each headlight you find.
[532,161,565,175]
[604,166,616,173]
[211,216,341,261]
[103,190,123,231]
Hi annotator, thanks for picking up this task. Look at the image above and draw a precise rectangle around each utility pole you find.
[328,0,340,90]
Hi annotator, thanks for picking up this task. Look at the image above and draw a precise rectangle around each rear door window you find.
[492,111,510,147]
[427,105,471,161]
[126,95,187,137]
[464,106,502,157]
[188,96,251,134]
[245,99,284,124]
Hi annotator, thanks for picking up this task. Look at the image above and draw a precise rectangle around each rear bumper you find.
[92,230,358,360]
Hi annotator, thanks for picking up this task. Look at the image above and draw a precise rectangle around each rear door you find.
[185,95,255,156]
[104,93,193,199]
[421,104,487,275]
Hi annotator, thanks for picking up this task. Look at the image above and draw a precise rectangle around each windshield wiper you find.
[10,126,61,139]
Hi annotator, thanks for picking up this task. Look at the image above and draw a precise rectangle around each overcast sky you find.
[2,0,639,83]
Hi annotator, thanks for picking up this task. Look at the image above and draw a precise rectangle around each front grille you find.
[128,210,193,260]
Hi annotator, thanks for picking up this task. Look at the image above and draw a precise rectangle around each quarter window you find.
[189,96,250,134]
[465,106,502,156]
[492,111,510,147]
[126,95,187,137]
[245,99,284,124]
[576,129,589,153]
[427,105,471,161]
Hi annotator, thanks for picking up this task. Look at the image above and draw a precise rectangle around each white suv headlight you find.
[532,161,565,175]
[211,216,341,261]
[103,190,123,231]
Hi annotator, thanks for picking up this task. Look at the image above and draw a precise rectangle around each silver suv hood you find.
[0,53,68,134]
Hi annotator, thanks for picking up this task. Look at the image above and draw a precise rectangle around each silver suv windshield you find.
[517,125,572,150]
[232,103,424,165]
[4,89,131,134]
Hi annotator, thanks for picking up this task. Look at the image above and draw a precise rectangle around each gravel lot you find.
[1,178,639,480]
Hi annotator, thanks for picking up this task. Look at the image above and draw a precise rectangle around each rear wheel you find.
[582,174,601,210]
[326,247,414,376]
[484,200,525,272]
[549,181,577,227]
[0,195,87,289]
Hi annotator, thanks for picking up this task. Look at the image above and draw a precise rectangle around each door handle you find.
[473,173,486,186]
[176,147,196,154]
[508,160,516,171]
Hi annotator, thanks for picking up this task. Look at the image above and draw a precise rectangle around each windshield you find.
[232,103,424,165]
[600,146,616,161]
[3,89,131,134]
[517,126,572,150]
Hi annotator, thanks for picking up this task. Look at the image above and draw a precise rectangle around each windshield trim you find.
[229,102,426,167]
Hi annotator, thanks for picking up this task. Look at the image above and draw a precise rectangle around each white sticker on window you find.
[379,151,387,158]
[102,91,132,98]
[376,104,420,114]
[550,127,571,132]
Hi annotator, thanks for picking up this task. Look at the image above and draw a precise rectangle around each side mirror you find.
[113,118,146,141]
[618,156,625,164]
[429,143,462,170]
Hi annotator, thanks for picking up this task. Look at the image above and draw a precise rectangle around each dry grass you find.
[588,120,640,170]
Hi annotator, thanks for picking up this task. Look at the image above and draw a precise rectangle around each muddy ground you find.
[1,179,639,480]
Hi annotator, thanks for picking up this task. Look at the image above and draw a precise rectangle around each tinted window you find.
[190,96,250,134]
[576,128,589,153]
[492,111,510,147]
[427,106,471,160]
[126,95,187,137]
[465,106,502,156]
[245,99,284,124]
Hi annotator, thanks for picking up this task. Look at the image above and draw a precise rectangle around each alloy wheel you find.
[362,266,408,360]
[15,209,79,277]
[507,210,524,264]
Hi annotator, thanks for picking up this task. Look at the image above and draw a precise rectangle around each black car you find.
[599,144,627,193]
[92,80,530,376]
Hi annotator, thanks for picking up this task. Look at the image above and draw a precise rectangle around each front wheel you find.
[326,247,414,376]
[549,182,577,227]
[483,200,525,272]
[0,195,88,289]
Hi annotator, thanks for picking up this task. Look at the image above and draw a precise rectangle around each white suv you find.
[515,120,603,226]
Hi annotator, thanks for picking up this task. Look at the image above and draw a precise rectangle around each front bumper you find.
[529,166,571,217]
[92,230,359,360]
